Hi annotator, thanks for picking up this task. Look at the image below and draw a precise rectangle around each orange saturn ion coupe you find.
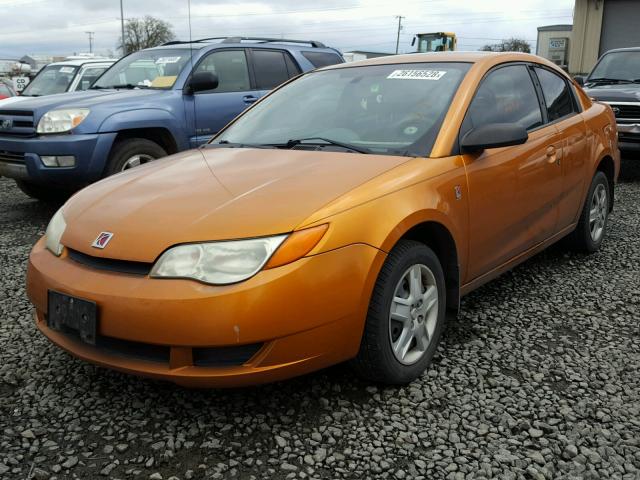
[26,52,619,387]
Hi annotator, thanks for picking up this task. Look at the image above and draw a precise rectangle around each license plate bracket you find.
[47,290,98,345]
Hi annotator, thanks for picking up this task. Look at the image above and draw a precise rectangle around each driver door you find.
[462,64,563,282]
[184,49,257,147]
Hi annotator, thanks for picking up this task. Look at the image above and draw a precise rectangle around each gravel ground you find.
[1,159,639,480]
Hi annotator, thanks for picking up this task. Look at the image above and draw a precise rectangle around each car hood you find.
[61,147,409,262]
[585,83,640,102]
[2,89,171,117]
[0,96,28,107]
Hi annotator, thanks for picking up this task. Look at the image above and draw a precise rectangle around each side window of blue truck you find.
[193,50,251,93]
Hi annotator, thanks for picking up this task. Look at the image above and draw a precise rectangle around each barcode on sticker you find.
[387,70,447,80]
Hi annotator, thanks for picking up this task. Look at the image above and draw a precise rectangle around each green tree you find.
[120,16,175,54]
[481,37,531,53]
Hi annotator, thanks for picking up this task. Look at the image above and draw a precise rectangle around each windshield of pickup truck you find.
[92,49,191,90]
[589,51,640,83]
[22,65,78,96]
[214,62,471,156]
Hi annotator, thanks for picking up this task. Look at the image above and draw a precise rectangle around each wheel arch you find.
[112,128,179,155]
[386,218,461,314]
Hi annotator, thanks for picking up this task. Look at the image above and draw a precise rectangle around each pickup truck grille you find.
[0,150,25,163]
[0,110,35,136]
[608,103,640,122]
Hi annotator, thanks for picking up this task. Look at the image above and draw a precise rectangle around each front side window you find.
[76,66,109,91]
[22,65,78,96]
[534,67,575,121]
[466,65,543,132]
[93,49,191,90]
[215,62,471,156]
[194,50,250,93]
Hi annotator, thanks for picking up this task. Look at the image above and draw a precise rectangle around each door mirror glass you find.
[188,71,219,94]
[461,123,528,152]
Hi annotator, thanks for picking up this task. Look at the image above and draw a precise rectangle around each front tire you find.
[352,240,447,384]
[15,180,71,202]
[568,171,610,253]
[105,138,167,176]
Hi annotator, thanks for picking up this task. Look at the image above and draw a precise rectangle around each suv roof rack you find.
[162,37,326,48]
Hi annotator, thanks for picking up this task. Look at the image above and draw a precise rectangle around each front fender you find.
[97,109,187,150]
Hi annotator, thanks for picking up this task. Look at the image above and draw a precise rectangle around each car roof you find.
[323,51,568,76]
[47,58,118,67]
[149,37,337,52]
[599,47,640,54]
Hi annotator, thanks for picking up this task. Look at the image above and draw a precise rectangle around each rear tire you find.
[567,171,610,253]
[105,138,167,176]
[15,180,71,202]
[351,240,447,384]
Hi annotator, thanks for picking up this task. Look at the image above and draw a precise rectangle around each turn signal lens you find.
[264,224,329,269]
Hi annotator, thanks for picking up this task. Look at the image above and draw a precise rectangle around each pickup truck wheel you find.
[14,180,70,202]
[106,138,167,175]
[351,240,446,384]
[568,171,610,253]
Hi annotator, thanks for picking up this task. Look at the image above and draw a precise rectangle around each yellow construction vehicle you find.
[412,32,457,53]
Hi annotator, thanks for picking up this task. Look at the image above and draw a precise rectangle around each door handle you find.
[545,146,559,165]
[243,95,258,104]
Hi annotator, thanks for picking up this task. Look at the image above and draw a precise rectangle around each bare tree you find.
[119,16,175,54]
[480,37,531,53]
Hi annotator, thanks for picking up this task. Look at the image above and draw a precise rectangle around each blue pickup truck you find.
[0,37,344,200]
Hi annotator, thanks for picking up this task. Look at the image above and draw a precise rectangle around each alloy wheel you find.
[389,264,439,365]
[121,153,155,171]
[589,183,608,242]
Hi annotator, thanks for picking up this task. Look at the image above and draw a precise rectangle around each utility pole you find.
[120,0,126,55]
[86,31,95,53]
[395,16,405,54]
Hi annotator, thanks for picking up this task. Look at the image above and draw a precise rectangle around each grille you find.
[0,110,35,136]
[610,103,640,121]
[193,343,264,367]
[57,324,171,363]
[0,150,25,164]
[67,249,152,276]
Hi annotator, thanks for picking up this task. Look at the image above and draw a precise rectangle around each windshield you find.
[589,51,640,82]
[215,62,471,156]
[93,49,191,90]
[22,65,78,96]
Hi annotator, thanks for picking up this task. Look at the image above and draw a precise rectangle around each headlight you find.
[37,108,90,134]
[45,208,66,256]
[150,235,288,285]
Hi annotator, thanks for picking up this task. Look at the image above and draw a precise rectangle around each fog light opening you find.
[41,155,76,167]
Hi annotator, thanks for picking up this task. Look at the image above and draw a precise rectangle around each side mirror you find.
[411,37,416,47]
[574,75,585,86]
[461,123,528,152]
[187,71,219,94]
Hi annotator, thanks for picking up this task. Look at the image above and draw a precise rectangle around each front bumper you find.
[0,132,116,186]
[27,238,385,388]
[616,123,640,152]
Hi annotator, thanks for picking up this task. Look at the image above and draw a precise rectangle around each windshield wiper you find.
[281,137,372,154]
[206,140,272,149]
[586,77,634,85]
[93,84,150,90]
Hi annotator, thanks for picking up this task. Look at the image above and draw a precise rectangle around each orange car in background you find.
[26,52,619,387]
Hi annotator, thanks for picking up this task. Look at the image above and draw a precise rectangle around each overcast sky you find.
[0,0,575,58]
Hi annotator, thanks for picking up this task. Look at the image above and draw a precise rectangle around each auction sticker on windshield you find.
[387,70,447,80]
[156,57,181,64]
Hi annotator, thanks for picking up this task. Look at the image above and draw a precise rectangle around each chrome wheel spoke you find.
[422,285,438,312]
[393,327,414,360]
[409,265,424,298]
[414,322,430,352]
[589,207,598,224]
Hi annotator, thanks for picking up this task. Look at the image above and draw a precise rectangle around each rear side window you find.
[301,51,344,68]
[252,50,299,90]
[466,65,543,132]
[533,67,575,121]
